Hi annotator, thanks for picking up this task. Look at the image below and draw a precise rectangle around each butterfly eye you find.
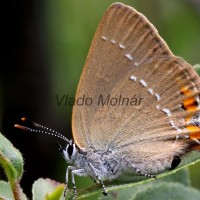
[67,143,74,159]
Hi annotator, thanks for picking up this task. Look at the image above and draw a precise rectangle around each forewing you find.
[72,3,200,152]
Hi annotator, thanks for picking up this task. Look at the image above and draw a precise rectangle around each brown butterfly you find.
[15,2,200,199]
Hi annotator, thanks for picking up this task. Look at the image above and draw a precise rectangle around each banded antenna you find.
[14,117,70,143]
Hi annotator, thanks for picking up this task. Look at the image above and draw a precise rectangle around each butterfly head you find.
[60,140,78,163]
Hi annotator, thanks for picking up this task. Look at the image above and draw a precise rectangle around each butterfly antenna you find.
[14,117,70,143]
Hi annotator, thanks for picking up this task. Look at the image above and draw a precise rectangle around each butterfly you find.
[15,2,200,199]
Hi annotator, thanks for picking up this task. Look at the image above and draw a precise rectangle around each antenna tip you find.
[14,124,30,131]
[14,124,20,128]
[21,117,27,121]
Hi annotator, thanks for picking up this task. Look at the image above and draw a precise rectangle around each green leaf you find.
[133,182,200,200]
[75,180,200,200]
[0,181,14,200]
[0,132,26,200]
[97,182,200,200]
[158,168,190,186]
[0,132,24,181]
[32,178,65,200]
[75,173,198,200]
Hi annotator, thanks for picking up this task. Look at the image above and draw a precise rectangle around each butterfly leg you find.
[88,163,108,196]
[64,166,76,197]
[64,167,87,198]
[92,178,98,184]
[98,178,108,196]
[71,169,87,199]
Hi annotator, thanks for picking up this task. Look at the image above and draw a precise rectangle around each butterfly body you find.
[62,136,190,182]
[69,147,127,181]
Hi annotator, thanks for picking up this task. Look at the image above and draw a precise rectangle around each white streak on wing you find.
[155,93,161,101]
[134,62,139,66]
[148,88,154,95]
[162,108,172,116]
[111,39,116,44]
[139,79,147,87]
[170,119,182,133]
[101,36,107,40]
[156,105,160,110]
[119,43,125,49]
[125,54,133,61]
[130,75,137,81]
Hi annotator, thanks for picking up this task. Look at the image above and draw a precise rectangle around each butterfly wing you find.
[72,2,200,163]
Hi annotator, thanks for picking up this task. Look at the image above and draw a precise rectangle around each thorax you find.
[74,148,126,180]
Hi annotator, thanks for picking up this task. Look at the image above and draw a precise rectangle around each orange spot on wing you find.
[185,116,191,122]
[180,87,192,96]
[180,87,198,122]
[180,87,200,140]
[191,145,200,151]
[183,97,196,107]
[184,105,197,111]
[186,125,200,132]
[181,90,198,111]
[190,132,200,140]
[186,125,200,140]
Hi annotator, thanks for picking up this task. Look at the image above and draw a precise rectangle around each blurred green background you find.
[1,0,200,198]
